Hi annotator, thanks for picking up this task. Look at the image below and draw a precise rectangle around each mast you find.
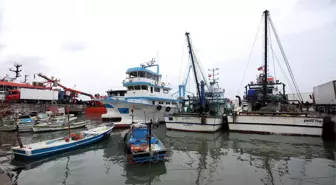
[185,32,201,98]
[263,10,269,106]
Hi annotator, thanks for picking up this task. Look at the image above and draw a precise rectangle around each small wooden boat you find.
[124,122,168,164]
[33,120,90,133]
[11,125,114,160]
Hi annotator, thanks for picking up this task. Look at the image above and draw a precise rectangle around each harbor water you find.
[0,116,335,185]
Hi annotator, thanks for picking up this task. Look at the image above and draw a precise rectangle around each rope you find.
[269,44,297,96]
[268,16,303,102]
[268,20,277,81]
[236,15,264,95]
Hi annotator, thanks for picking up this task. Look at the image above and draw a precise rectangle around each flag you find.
[208,74,211,77]
[258,66,263,71]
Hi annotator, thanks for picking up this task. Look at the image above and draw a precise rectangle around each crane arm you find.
[37,73,95,99]
[183,64,192,86]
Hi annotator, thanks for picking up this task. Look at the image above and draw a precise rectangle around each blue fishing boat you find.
[11,125,114,160]
[124,122,167,164]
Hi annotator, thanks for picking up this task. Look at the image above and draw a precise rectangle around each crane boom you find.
[37,73,95,99]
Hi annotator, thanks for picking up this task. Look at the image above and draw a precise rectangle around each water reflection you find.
[226,132,335,185]
[5,122,335,185]
[165,131,226,185]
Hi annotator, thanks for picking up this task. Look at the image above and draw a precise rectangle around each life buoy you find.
[165,107,171,112]
[157,105,162,110]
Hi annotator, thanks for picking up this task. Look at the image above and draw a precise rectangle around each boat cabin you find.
[106,89,127,99]
[121,62,178,107]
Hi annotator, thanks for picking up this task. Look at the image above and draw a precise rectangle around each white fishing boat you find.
[37,107,75,123]
[16,114,36,132]
[164,32,232,133]
[99,58,180,128]
[33,118,89,133]
[12,125,114,160]
[226,10,323,137]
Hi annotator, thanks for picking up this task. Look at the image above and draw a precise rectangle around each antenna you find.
[21,74,29,83]
[9,63,22,78]
[208,68,219,86]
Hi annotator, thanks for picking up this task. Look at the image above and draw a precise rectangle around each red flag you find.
[208,74,211,77]
[258,66,263,71]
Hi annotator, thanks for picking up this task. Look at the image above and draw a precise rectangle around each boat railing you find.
[124,78,172,88]
[237,111,313,117]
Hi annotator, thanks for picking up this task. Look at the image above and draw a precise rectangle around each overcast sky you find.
[0,0,335,99]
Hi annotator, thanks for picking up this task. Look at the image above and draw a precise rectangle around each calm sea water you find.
[3,116,336,185]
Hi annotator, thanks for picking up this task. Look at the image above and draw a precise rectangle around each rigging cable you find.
[179,38,186,85]
[269,44,297,96]
[236,15,264,95]
[191,42,210,91]
[268,16,303,103]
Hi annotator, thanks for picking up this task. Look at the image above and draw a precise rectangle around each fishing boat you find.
[99,58,180,128]
[37,112,75,123]
[100,88,127,123]
[37,107,75,123]
[11,125,114,160]
[15,114,36,132]
[164,32,232,133]
[18,114,34,124]
[33,119,89,133]
[124,122,168,164]
[226,10,324,137]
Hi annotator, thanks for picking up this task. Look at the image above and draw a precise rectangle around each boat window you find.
[134,85,141,90]
[163,89,169,94]
[146,73,153,79]
[129,71,137,78]
[120,92,125,96]
[159,101,163,104]
[172,102,177,105]
[138,71,145,78]
[150,87,153,93]
[141,85,148,90]
[165,102,170,104]
[128,86,134,91]
[154,87,160,92]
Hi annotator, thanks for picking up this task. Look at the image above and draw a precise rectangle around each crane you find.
[178,32,210,100]
[178,64,192,99]
[37,73,95,100]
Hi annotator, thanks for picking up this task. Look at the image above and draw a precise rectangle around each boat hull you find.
[227,115,323,136]
[164,115,223,132]
[33,120,89,133]
[12,126,113,160]
[101,100,178,128]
